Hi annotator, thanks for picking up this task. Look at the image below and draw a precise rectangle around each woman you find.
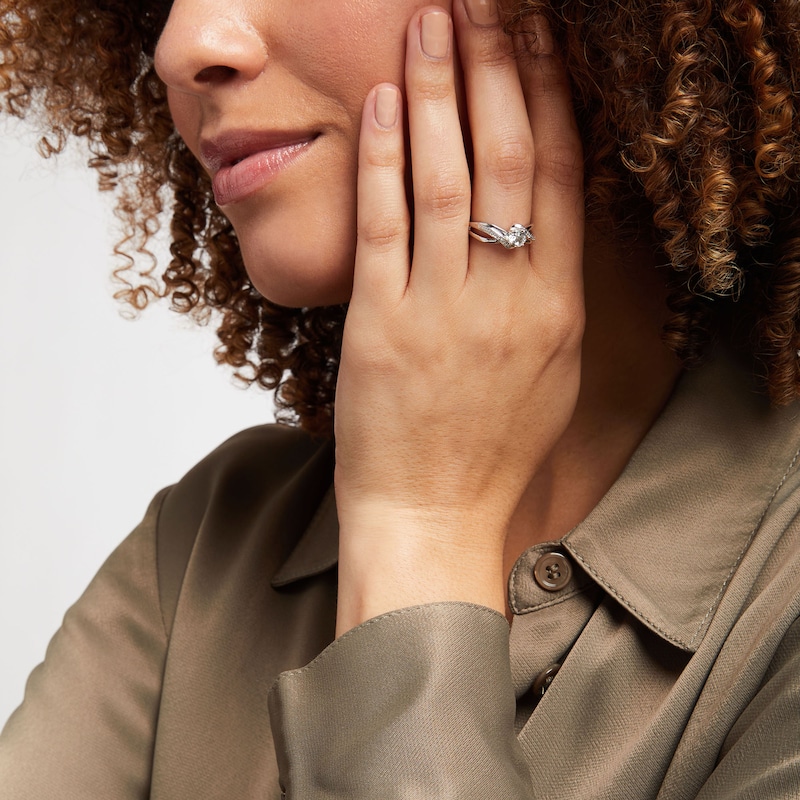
[1,0,798,796]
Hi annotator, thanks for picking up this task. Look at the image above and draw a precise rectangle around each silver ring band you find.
[469,222,534,249]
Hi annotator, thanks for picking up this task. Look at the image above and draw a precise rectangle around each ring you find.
[468,222,535,249]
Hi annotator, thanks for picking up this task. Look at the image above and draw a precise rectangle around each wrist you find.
[335,511,506,635]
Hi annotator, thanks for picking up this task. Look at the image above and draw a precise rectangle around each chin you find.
[229,187,357,308]
[240,240,355,309]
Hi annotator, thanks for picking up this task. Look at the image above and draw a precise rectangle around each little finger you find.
[520,16,584,289]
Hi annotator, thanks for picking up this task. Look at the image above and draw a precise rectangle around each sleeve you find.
[267,602,532,800]
[0,489,170,800]
[695,615,800,800]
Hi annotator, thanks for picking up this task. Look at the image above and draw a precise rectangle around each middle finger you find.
[406,8,472,298]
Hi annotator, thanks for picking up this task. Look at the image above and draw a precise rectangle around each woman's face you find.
[155,0,452,308]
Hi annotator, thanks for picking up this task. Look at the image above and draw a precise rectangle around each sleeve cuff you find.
[268,602,531,799]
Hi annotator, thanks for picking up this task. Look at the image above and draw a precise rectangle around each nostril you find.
[195,65,239,84]
[153,6,267,93]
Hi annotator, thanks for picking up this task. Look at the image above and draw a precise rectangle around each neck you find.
[504,227,682,571]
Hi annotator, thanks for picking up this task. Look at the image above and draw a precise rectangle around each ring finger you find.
[455,0,535,273]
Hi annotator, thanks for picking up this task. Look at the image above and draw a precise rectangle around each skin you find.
[156,0,450,308]
[155,0,682,635]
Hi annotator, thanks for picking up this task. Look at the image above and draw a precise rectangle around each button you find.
[532,551,572,591]
[532,663,561,698]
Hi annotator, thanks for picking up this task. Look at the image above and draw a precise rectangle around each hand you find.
[333,1,584,634]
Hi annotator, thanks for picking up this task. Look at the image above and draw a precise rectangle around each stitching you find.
[508,550,524,599]
[566,444,800,651]
[272,602,506,683]
[565,546,690,649]
[688,444,800,647]
[511,584,591,615]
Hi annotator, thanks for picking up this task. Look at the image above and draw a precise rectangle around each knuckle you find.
[528,52,569,97]
[483,136,534,188]
[473,34,513,70]
[343,336,387,377]
[417,178,469,219]
[541,294,585,345]
[536,142,584,189]
[362,146,404,173]
[410,74,452,105]
[359,213,409,251]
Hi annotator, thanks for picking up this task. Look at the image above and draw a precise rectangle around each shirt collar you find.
[272,351,800,653]
[564,350,800,651]
[271,484,338,587]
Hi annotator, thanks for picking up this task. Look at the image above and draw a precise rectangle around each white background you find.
[0,118,276,725]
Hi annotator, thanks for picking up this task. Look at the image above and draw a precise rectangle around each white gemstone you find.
[504,224,533,248]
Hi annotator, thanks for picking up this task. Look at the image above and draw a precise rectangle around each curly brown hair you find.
[2,0,800,435]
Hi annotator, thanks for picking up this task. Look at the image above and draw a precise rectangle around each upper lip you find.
[199,130,319,173]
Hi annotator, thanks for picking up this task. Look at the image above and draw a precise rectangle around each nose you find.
[154,0,268,94]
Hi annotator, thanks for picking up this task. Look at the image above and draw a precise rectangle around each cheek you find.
[229,134,360,308]
[292,24,403,117]
[286,0,452,114]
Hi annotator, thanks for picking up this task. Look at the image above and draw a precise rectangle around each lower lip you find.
[212,139,315,206]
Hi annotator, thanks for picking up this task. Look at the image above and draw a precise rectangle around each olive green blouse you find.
[1,350,799,798]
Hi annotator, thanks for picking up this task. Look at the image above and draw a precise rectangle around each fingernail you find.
[531,14,554,55]
[375,86,398,129]
[421,11,450,60]
[465,0,497,26]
